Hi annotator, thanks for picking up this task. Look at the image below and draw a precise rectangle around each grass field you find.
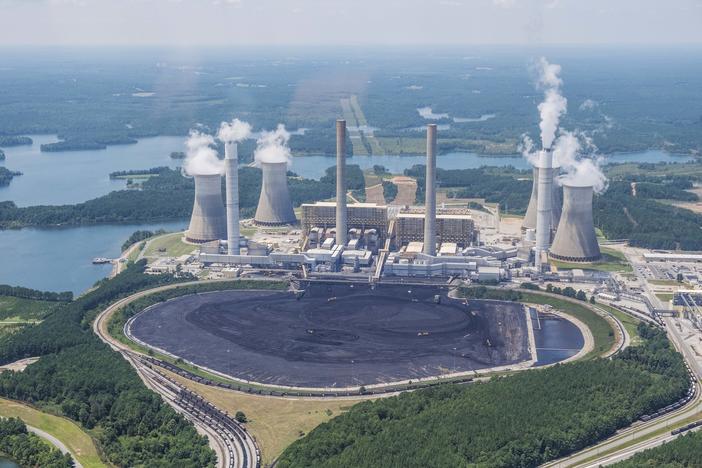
[0,398,105,468]
[519,292,617,358]
[141,232,196,259]
[597,304,643,347]
[166,370,367,466]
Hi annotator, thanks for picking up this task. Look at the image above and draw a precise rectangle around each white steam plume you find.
[217,118,252,142]
[535,57,567,150]
[183,130,223,176]
[254,124,292,166]
[553,130,607,193]
[519,134,539,166]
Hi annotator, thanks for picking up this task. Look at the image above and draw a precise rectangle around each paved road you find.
[93,280,260,468]
[542,316,701,467]
[27,425,83,468]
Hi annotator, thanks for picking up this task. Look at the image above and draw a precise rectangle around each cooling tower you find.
[224,141,240,254]
[336,120,347,246]
[423,124,437,256]
[254,161,297,226]
[186,174,227,243]
[523,166,562,232]
[534,149,553,270]
[549,184,601,263]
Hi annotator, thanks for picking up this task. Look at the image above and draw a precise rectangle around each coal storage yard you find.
[129,283,532,387]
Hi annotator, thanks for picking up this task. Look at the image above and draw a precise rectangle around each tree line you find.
[278,324,688,468]
[0,285,72,302]
[0,261,216,467]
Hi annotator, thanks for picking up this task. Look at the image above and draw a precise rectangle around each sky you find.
[0,0,701,46]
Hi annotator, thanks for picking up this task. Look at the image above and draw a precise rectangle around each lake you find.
[0,135,694,206]
[0,135,695,293]
[0,459,19,468]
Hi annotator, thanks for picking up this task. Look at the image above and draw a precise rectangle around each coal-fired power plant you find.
[522,166,562,232]
[549,184,601,263]
[224,141,240,254]
[424,124,437,255]
[254,161,297,226]
[336,120,347,246]
[186,174,227,243]
[534,149,554,270]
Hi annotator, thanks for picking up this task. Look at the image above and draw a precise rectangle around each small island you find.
[0,167,23,187]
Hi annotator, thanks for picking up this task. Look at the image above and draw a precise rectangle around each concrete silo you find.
[549,183,601,263]
[254,162,297,226]
[186,174,227,243]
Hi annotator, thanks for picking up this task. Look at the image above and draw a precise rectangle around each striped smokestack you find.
[423,124,437,256]
[335,119,347,247]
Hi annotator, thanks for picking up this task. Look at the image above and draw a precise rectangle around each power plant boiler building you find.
[186,174,227,243]
[254,161,297,226]
[549,183,601,263]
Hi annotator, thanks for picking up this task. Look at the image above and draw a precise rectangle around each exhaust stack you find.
[534,148,554,270]
[336,120,347,247]
[423,124,437,256]
[224,142,240,254]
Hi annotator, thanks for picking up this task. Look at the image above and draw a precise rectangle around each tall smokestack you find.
[523,166,562,232]
[186,174,227,243]
[423,124,437,256]
[550,184,601,263]
[224,141,240,254]
[254,162,297,226]
[534,148,554,270]
[336,120,347,247]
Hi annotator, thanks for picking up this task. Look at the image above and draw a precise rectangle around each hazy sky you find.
[1,0,701,46]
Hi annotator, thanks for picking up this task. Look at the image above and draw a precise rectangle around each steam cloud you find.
[553,130,607,193]
[217,118,252,142]
[254,124,292,166]
[183,130,223,176]
[536,57,567,150]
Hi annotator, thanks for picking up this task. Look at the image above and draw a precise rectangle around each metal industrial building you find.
[186,174,227,243]
[254,161,297,226]
[301,202,389,247]
[395,210,475,248]
[549,184,601,263]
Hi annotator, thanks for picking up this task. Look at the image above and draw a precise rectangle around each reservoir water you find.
[0,135,695,293]
[0,459,19,468]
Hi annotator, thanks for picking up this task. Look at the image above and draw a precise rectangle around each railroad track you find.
[92,281,260,468]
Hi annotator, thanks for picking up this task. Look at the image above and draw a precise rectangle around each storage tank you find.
[254,161,297,226]
[186,174,227,243]
[549,183,601,263]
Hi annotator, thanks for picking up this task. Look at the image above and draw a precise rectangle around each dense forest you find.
[0,261,216,467]
[121,229,163,251]
[0,417,73,468]
[612,430,702,467]
[0,285,72,302]
[278,324,688,468]
[0,136,33,147]
[0,149,5,160]
[0,167,22,187]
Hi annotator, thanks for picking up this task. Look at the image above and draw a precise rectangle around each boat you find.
[92,257,112,264]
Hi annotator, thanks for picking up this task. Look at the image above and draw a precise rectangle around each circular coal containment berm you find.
[129,283,533,388]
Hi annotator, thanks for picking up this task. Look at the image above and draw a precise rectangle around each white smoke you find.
[535,57,567,150]
[553,130,607,193]
[254,124,292,166]
[183,130,223,176]
[217,118,252,142]
[519,134,539,166]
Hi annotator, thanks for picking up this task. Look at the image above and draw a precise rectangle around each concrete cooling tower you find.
[549,184,601,263]
[523,166,562,232]
[186,174,227,243]
[254,161,297,226]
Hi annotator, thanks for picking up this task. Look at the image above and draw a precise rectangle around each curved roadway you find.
[93,280,260,468]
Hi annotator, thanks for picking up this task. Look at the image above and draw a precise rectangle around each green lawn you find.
[142,232,196,258]
[597,303,643,347]
[0,398,106,468]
